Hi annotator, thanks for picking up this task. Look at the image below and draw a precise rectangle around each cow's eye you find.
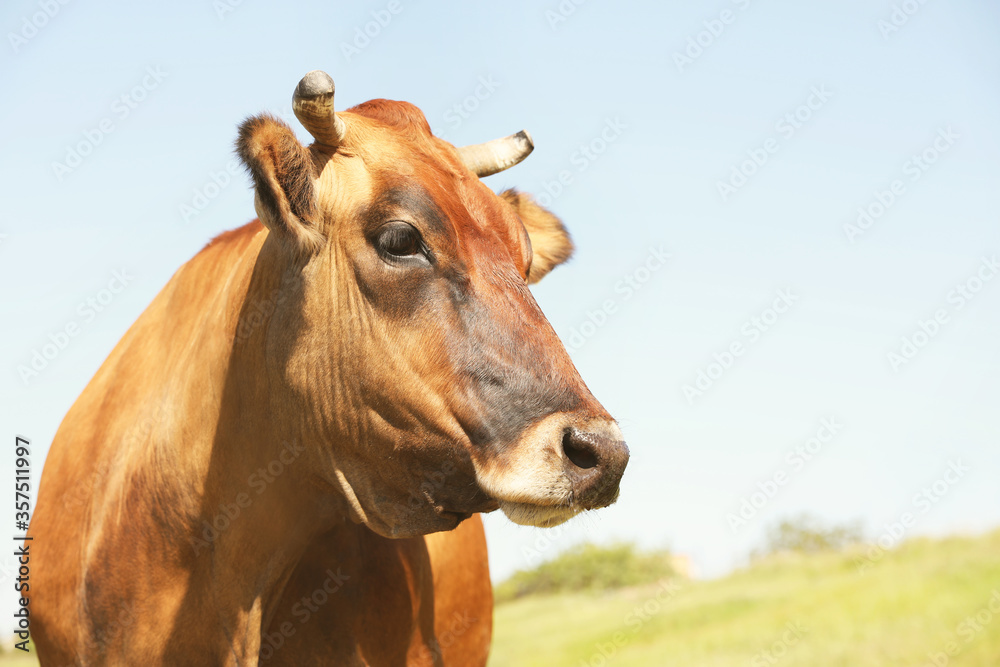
[376,222,425,259]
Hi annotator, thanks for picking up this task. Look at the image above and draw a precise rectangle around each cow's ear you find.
[499,189,574,284]
[236,114,323,252]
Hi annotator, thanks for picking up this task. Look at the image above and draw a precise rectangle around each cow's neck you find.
[190,233,353,660]
[105,223,349,663]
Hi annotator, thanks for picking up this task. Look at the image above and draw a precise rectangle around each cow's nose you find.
[561,422,629,508]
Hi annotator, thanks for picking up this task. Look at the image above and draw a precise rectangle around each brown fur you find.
[499,189,574,283]
[236,114,323,252]
[29,94,625,666]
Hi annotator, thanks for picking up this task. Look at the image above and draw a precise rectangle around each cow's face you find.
[236,71,627,538]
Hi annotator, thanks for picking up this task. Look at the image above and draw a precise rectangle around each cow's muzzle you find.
[474,413,629,528]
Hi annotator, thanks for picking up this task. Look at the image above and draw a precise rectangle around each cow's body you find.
[29,72,627,666]
[30,222,492,665]
[268,513,492,665]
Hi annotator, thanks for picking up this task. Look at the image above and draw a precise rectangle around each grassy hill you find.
[490,530,1000,666]
[7,531,997,665]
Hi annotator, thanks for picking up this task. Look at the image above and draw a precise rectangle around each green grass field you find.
[6,531,997,666]
[490,530,1000,666]
[0,652,35,666]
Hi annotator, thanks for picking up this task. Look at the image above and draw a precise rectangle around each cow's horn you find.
[292,70,347,149]
[457,130,534,177]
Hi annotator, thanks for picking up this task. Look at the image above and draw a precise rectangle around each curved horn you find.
[457,130,534,177]
[292,70,347,149]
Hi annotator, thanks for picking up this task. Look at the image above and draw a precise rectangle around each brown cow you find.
[28,70,628,665]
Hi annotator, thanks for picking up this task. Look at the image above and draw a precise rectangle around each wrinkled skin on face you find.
[237,99,628,538]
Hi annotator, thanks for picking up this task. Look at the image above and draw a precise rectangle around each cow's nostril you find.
[562,430,598,470]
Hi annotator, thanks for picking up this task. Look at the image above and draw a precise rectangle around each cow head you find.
[236,71,628,538]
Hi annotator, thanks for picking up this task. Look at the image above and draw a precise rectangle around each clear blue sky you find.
[2,0,1000,633]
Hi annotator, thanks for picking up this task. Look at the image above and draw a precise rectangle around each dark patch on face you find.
[360,183,452,241]
[353,178,589,459]
[448,294,585,452]
[352,181,474,319]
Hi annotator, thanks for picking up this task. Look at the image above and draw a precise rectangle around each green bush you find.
[756,514,864,558]
[495,542,675,603]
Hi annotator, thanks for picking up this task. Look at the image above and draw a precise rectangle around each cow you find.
[28,70,629,666]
